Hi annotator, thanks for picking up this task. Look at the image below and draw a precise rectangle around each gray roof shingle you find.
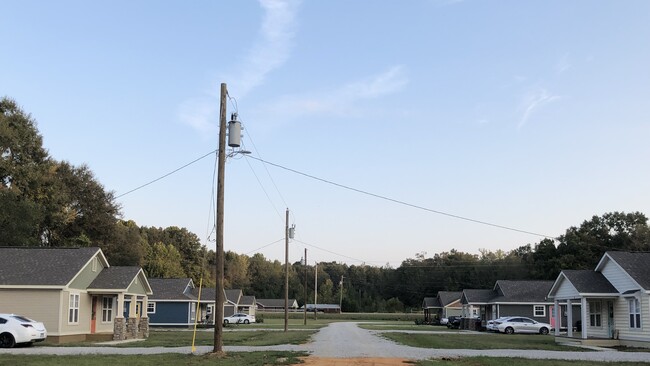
[0,247,100,286]
[562,270,618,294]
[88,267,142,290]
[491,280,554,303]
[148,278,195,300]
[422,297,440,308]
[462,289,496,304]
[438,291,462,306]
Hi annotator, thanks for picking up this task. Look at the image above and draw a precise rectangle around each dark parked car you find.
[446,316,461,329]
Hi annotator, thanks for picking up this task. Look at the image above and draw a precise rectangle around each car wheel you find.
[0,333,15,348]
[504,327,514,335]
[539,327,549,335]
[244,319,250,324]
[223,319,229,325]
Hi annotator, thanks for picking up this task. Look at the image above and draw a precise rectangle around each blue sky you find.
[2,0,649,267]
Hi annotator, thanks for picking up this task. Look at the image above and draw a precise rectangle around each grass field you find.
[0,352,307,366]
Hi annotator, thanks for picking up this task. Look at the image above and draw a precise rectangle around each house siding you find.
[59,290,92,336]
[496,304,551,322]
[554,279,579,299]
[0,289,61,334]
[149,302,191,325]
[68,257,104,290]
[126,275,148,294]
[614,294,650,343]
[585,300,609,339]
[601,259,638,293]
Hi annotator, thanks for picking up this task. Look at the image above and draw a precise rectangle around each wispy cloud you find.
[254,65,409,120]
[179,0,300,136]
[234,0,300,97]
[556,53,571,74]
[518,88,561,129]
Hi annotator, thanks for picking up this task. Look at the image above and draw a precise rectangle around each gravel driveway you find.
[2,322,650,363]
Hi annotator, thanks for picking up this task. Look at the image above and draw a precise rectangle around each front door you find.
[90,296,97,334]
[607,301,615,338]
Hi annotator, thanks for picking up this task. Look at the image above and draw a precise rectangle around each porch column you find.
[142,296,148,318]
[116,293,125,318]
[567,299,573,338]
[581,298,588,340]
[129,295,137,317]
[554,299,560,336]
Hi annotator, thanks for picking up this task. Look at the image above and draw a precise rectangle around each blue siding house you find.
[148,278,198,326]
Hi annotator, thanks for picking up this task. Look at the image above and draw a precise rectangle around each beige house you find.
[548,251,650,348]
[0,247,152,343]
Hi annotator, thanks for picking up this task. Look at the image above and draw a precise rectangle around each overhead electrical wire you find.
[245,155,555,239]
[115,150,216,199]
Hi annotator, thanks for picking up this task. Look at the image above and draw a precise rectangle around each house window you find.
[147,302,156,314]
[589,301,602,327]
[68,293,80,324]
[533,305,545,317]
[629,298,641,329]
[92,258,97,272]
[102,297,114,323]
[190,303,196,321]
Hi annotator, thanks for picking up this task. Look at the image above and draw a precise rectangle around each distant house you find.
[148,278,253,326]
[0,247,152,343]
[489,280,556,323]
[460,289,496,319]
[422,291,462,323]
[148,278,199,326]
[257,298,299,312]
[305,304,341,313]
[548,251,650,347]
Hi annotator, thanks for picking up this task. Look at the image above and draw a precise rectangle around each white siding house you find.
[548,251,650,347]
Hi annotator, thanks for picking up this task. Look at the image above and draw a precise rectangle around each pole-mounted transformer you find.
[228,113,241,148]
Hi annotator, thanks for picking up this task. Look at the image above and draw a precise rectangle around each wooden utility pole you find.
[303,248,307,325]
[284,208,289,332]
[213,83,227,354]
[314,262,318,320]
[339,275,345,312]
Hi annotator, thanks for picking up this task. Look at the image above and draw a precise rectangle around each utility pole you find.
[284,208,289,332]
[213,83,227,354]
[303,248,307,325]
[339,275,345,313]
[314,262,318,320]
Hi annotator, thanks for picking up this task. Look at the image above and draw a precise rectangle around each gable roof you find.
[601,251,650,290]
[240,295,256,306]
[225,289,242,304]
[422,297,440,308]
[0,247,105,287]
[149,278,195,300]
[438,291,462,306]
[88,267,152,294]
[491,280,553,303]
[257,298,297,308]
[561,270,618,294]
[461,289,496,304]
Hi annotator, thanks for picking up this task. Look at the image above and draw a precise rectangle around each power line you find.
[244,238,285,255]
[294,239,370,264]
[245,155,555,239]
[115,150,216,199]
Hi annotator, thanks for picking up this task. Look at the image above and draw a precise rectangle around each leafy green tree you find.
[0,189,43,245]
[143,242,186,278]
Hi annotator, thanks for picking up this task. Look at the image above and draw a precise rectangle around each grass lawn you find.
[41,329,315,348]
[415,357,650,366]
[382,332,583,351]
[0,351,307,366]
[118,329,315,347]
[248,318,338,329]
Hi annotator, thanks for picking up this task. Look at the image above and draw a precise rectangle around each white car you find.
[0,314,47,348]
[486,317,509,332]
[223,313,255,325]
[494,316,551,335]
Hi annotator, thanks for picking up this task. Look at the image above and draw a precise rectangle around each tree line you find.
[2,97,650,312]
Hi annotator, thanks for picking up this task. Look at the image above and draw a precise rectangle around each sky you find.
[1,0,649,267]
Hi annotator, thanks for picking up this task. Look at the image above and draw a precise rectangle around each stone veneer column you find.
[138,317,150,338]
[113,317,126,341]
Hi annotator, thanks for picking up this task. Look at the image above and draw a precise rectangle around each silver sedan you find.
[495,316,551,335]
